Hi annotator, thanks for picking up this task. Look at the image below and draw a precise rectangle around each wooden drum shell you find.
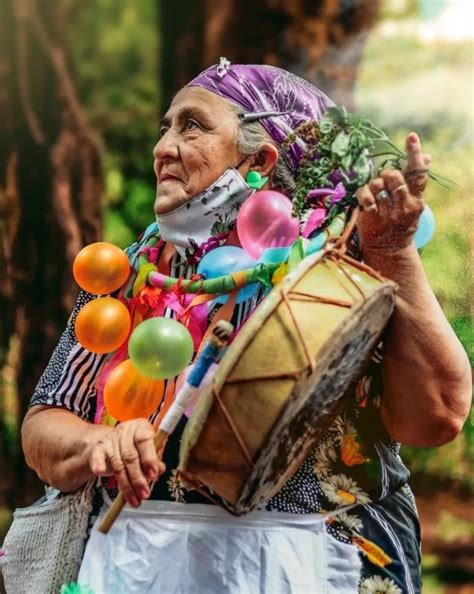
[179,250,396,515]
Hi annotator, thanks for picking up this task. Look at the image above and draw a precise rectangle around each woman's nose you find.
[153,130,179,161]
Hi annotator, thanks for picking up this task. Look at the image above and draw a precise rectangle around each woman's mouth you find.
[160,175,181,183]
[158,170,184,184]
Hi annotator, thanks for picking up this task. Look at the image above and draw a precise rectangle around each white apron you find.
[78,501,361,594]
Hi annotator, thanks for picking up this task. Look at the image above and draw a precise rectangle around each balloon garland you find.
[75,297,131,355]
[73,242,130,295]
[104,359,165,421]
[128,318,194,380]
[72,241,195,422]
[71,106,446,422]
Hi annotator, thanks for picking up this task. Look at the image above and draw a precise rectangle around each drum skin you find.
[179,250,396,515]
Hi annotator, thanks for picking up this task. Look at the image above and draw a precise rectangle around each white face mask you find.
[155,167,253,251]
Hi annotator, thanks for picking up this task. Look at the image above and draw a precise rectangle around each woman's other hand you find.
[355,132,432,252]
[88,419,166,507]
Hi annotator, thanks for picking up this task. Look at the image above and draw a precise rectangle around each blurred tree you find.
[0,0,103,505]
[66,0,160,247]
[160,0,380,110]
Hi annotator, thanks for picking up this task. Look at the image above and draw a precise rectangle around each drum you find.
[178,249,396,515]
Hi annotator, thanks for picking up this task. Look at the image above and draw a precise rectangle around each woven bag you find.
[0,484,94,594]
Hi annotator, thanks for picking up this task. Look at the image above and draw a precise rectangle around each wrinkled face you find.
[153,87,244,214]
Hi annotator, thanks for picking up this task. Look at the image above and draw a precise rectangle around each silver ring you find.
[405,168,429,179]
[376,189,390,201]
[362,203,378,212]
[392,183,408,194]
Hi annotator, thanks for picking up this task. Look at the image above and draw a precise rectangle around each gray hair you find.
[228,104,296,196]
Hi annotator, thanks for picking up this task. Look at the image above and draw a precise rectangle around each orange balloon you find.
[73,242,130,295]
[104,359,165,421]
[75,297,131,354]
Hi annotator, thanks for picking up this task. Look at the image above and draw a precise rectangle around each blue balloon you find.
[306,232,327,256]
[414,205,436,249]
[258,246,291,265]
[197,246,259,304]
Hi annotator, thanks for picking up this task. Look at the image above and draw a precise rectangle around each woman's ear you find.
[250,143,279,176]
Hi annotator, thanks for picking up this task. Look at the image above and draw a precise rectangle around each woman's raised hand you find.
[355,132,432,251]
[88,419,166,507]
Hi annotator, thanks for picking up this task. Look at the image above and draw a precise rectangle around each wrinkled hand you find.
[89,419,166,507]
[355,132,431,251]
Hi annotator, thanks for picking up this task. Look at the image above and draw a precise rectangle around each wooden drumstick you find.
[99,320,234,534]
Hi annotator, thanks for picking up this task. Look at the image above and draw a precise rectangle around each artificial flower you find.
[302,207,327,238]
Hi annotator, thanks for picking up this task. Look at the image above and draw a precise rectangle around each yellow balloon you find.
[104,359,165,421]
[75,297,131,354]
[73,242,130,295]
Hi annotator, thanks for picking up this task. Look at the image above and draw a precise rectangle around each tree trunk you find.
[159,0,380,111]
[0,0,103,506]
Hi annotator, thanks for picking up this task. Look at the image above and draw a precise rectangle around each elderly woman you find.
[22,61,471,593]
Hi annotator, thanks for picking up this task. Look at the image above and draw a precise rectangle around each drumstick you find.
[99,320,234,534]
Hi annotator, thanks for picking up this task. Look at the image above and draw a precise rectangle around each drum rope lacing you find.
[211,385,256,468]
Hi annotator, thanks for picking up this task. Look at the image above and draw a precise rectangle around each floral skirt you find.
[78,500,362,594]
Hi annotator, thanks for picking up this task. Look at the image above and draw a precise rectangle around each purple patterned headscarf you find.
[187,57,334,175]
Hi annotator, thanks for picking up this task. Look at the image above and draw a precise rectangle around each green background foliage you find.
[68,0,160,247]
[355,20,473,498]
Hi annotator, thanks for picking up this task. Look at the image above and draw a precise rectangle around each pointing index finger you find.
[405,132,424,171]
[405,132,428,198]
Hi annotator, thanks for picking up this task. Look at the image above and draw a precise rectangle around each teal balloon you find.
[258,246,291,265]
[197,246,259,305]
[128,317,194,380]
[306,232,326,256]
[414,205,435,249]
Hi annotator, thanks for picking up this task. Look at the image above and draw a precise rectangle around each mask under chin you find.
[155,168,253,250]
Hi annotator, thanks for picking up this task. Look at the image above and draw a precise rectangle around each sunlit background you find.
[0,1,472,592]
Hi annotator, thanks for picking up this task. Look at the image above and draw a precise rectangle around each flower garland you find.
[287,106,451,237]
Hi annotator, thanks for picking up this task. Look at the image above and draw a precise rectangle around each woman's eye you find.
[184,119,201,131]
[159,126,169,138]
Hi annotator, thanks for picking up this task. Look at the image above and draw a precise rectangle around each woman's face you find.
[153,87,244,214]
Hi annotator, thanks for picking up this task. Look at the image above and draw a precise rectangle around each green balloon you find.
[128,317,194,380]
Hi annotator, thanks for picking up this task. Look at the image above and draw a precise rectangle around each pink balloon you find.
[175,362,218,418]
[237,191,300,259]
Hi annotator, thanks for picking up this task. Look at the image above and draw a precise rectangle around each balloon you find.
[75,297,131,354]
[128,317,194,380]
[414,204,436,249]
[104,359,165,421]
[258,246,291,265]
[73,242,130,295]
[175,362,218,418]
[306,232,327,256]
[237,190,300,259]
[197,246,259,304]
